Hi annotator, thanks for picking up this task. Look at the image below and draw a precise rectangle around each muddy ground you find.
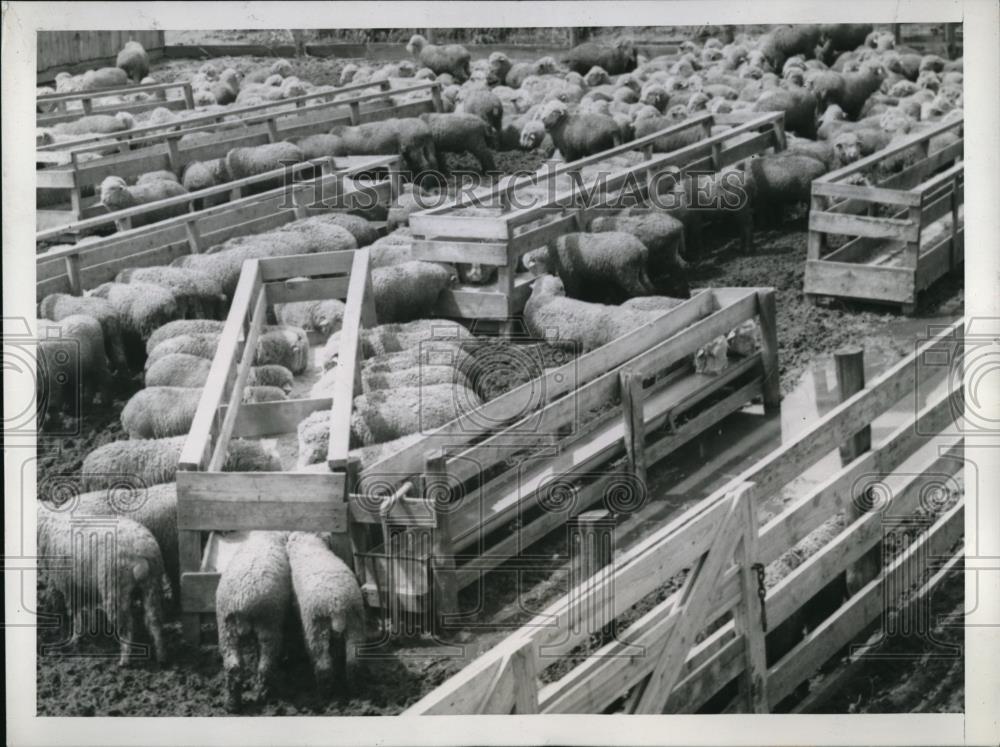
[35,48,965,716]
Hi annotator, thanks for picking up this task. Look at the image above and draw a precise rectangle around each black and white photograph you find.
[4,1,999,745]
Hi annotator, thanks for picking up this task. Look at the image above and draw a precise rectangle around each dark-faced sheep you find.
[419,112,496,173]
[371,260,457,323]
[588,211,690,297]
[459,87,504,138]
[744,152,829,227]
[332,118,438,174]
[752,87,819,138]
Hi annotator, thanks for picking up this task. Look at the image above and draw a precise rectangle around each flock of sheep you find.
[35,24,961,712]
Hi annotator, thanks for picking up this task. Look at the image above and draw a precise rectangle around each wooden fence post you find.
[732,482,768,712]
[509,640,540,713]
[755,289,781,413]
[178,528,202,645]
[619,368,647,488]
[426,451,458,635]
[835,348,880,595]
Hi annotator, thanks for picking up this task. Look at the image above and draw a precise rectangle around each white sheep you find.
[406,34,471,82]
[38,293,129,373]
[320,319,471,370]
[116,40,149,83]
[371,260,457,323]
[286,532,365,694]
[274,297,346,339]
[87,281,181,363]
[144,353,294,393]
[98,176,189,226]
[81,436,282,492]
[216,531,292,712]
[36,316,111,426]
[224,142,305,181]
[120,386,203,439]
[52,111,135,136]
[37,502,166,666]
[144,328,308,374]
[115,265,227,320]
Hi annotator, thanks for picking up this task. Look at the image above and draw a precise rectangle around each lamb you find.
[52,111,135,136]
[145,353,294,393]
[523,274,670,353]
[64,483,179,597]
[224,142,305,181]
[216,531,292,711]
[406,34,471,82]
[116,40,149,82]
[120,386,205,438]
[115,265,227,320]
[562,39,638,76]
[458,87,503,137]
[321,319,472,370]
[274,297,346,339]
[538,100,620,162]
[523,232,656,303]
[752,87,819,138]
[286,532,366,694]
[371,260,457,323]
[87,281,181,360]
[81,435,281,492]
[419,112,497,173]
[146,328,308,374]
[98,176,189,226]
[36,316,111,425]
[332,118,438,173]
[38,293,129,373]
[296,133,346,161]
[37,503,166,667]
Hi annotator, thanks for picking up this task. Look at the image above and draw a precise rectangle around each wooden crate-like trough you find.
[805,118,964,315]
[36,80,196,125]
[176,246,377,643]
[37,79,440,228]
[35,154,402,299]
[408,111,786,331]
[350,286,781,620]
[405,319,966,714]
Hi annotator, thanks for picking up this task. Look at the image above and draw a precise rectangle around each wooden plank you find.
[326,248,369,470]
[809,211,919,242]
[804,259,915,304]
[916,229,963,292]
[812,180,922,207]
[921,187,962,228]
[179,571,220,613]
[221,396,333,438]
[264,276,351,304]
[409,214,509,241]
[733,486,769,713]
[411,239,509,266]
[257,247,361,281]
[619,368,647,487]
[177,261,261,471]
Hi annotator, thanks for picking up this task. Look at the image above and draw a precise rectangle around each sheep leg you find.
[305,621,335,695]
[111,589,135,668]
[218,618,244,712]
[142,582,167,664]
[254,626,282,704]
[738,208,755,253]
[472,145,496,174]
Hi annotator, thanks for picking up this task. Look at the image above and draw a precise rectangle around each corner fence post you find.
[835,348,880,595]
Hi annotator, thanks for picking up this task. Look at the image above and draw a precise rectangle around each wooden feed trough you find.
[176,246,377,643]
[405,319,966,714]
[408,111,786,332]
[36,79,441,229]
[805,118,964,315]
[35,154,402,299]
[36,80,196,126]
[349,286,781,623]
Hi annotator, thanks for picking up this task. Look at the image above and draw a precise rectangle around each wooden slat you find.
[221,396,332,439]
[257,247,365,281]
[264,275,351,304]
[176,471,348,531]
[809,211,919,242]
[812,180,922,207]
[803,259,915,304]
[326,248,369,470]
[411,239,509,266]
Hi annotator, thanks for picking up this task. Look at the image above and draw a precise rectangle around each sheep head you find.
[916,70,941,92]
[98,176,131,210]
[686,91,710,112]
[584,66,610,87]
[640,83,669,110]
[339,63,359,85]
[540,100,569,130]
[665,104,688,121]
[115,111,136,129]
[533,56,558,75]
[198,62,220,80]
[530,273,565,298]
[519,119,546,150]
[406,34,427,56]
[832,132,862,167]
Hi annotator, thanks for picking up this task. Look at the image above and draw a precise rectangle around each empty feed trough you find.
[35,153,401,299]
[176,246,377,643]
[36,80,196,126]
[349,286,780,627]
[408,111,786,332]
[805,118,964,315]
[405,318,966,714]
[36,79,441,229]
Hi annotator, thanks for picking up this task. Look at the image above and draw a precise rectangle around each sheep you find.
[321,319,472,369]
[36,316,111,425]
[406,34,471,82]
[52,111,135,136]
[418,112,497,174]
[87,281,181,360]
[332,118,438,174]
[816,24,874,63]
[633,113,705,153]
[744,152,829,227]
[137,170,180,185]
[752,87,819,138]
[537,100,620,163]
[116,40,149,82]
[38,293,129,373]
[830,129,891,168]
[809,62,885,120]
[295,133,346,161]
[81,66,130,91]
[524,231,656,304]
[243,385,289,403]
[562,39,638,76]
[225,142,305,181]
[216,531,292,711]
[98,176,189,226]
[144,353,294,393]
[145,319,304,356]
[488,52,512,86]
[115,265,227,320]
[588,211,690,295]
[757,25,822,72]
[370,228,417,265]
[120,386,203,438]
[458,87,504,136]
[286,532,365,694]
[371,260,457,323]
[274,297,346,339]
[523,274,671,353]
[146,328,308,374]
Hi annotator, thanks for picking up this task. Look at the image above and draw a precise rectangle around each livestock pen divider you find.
[408,110,786,331]
[35,153,403,299]
[175,246,377,644]
[404,319,966,714]
[805,117,963,314]
[37,80,196,126]
[349,286,781,624]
